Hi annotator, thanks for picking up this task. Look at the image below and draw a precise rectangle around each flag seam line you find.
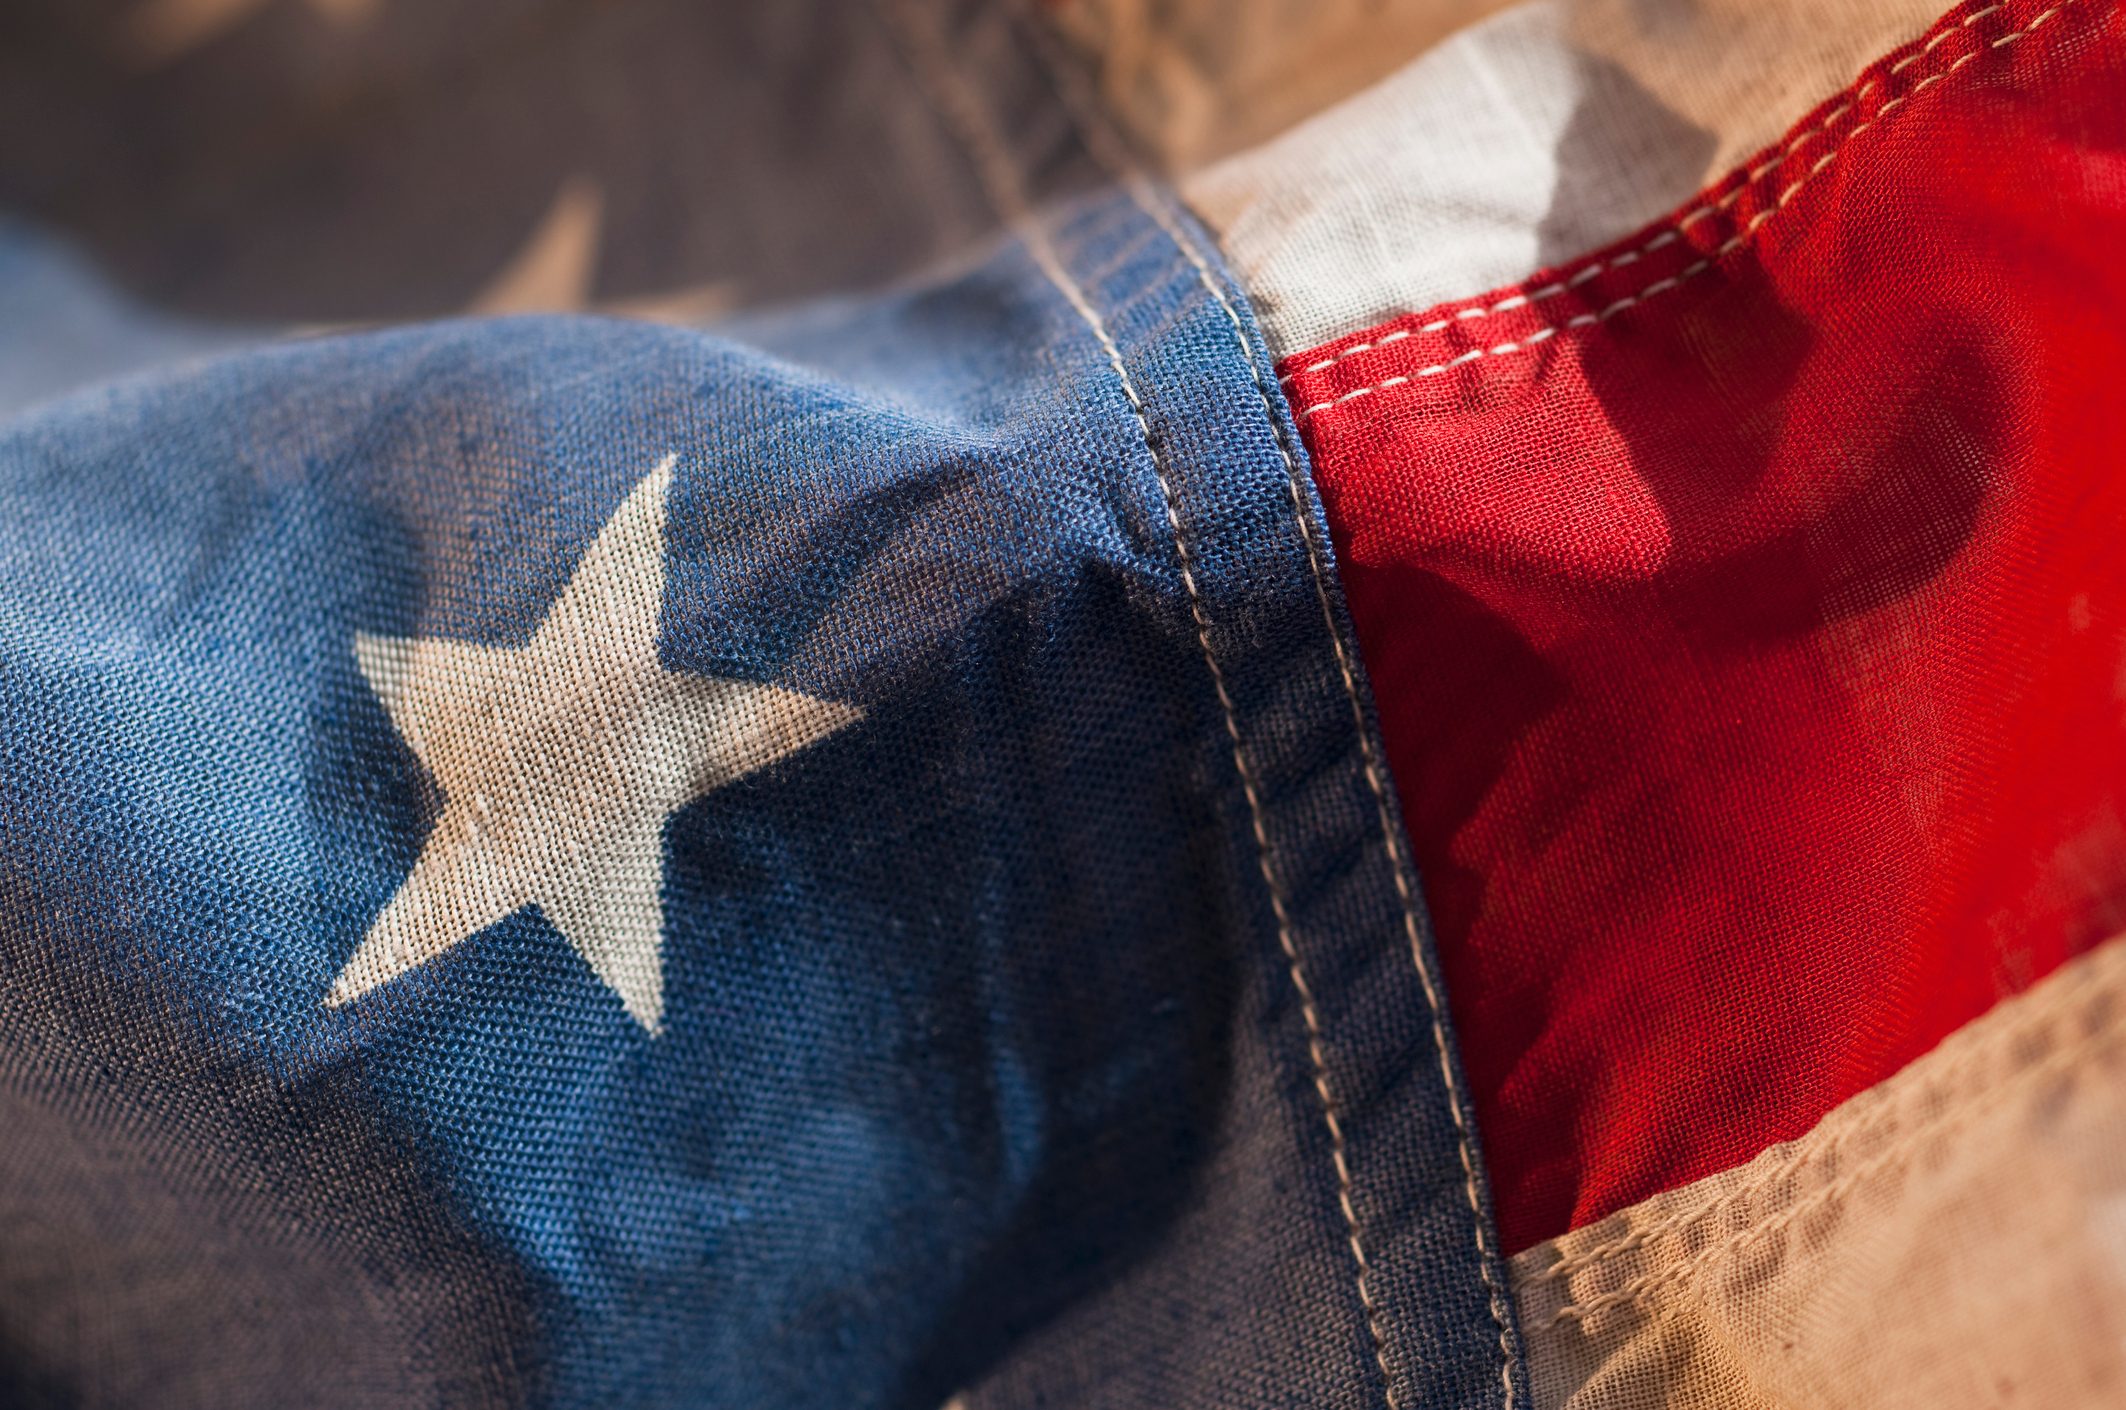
[876,4,1405,1404]
[1536,949,2126,1326]
[1277,0,2014,380]
[1007,8,1522,1404]
[1287,0,2085,423]
[1530,936,2126,1284]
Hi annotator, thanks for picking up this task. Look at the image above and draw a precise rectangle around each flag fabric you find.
[1,1,2122,1407]
[1182,0,2126,1401]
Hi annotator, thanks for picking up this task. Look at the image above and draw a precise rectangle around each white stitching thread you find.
[879,5,1428,1406]
[1010,9,1525,1407]
[1135,177,1524,1410]
[1537,955,2126,1328]
[1287,0,2052,409]
[1531,948,2088,1286]
[1280,0,2011,382]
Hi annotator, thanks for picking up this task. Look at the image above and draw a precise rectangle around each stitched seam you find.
[1536,975,2125,1328]
[1533,938,2126,1285]
[1013,10,1521,1406]
[1281,1,2011,382]
[879,5,1412,1404]
[1291,0,2078,421]
[1150,192,1520,1408]
[1140,177,1520,1409]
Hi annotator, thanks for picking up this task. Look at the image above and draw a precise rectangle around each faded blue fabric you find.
[0,64,1525,1410]
[0,0,1092,327]
[0,222,254,419]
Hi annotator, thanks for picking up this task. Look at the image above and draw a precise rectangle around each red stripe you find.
[1284,0,2126,1252]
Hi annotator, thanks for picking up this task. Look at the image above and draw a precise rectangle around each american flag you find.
[1,1,2121,1406]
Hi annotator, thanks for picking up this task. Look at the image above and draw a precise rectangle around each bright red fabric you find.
[1284,0,2126,1253]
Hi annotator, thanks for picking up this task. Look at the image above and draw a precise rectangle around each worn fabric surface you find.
[0,0,1099,325]
[7,0,2124,1406]
[1280,0,2126,1253]
[1181,0,1947,354]
[0,5,1527,1408]
[1512,933,2126,1410]
[1042,0,1518,171]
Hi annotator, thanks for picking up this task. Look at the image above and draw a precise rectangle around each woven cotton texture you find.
[0,4,1527,1406]
[1512,934,2126,1410]
[1281,0,2126,1255]
[1184,0,1947,355]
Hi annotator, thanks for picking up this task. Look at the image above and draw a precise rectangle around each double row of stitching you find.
[1117,176,1526,1410]
[1009,7,1525,1407]
[1281,1,2017,385]
[1532,938,2126,1286]
[883,3,1515,1408]
[1288,0,2079,423]
[1534,943,2126,1328]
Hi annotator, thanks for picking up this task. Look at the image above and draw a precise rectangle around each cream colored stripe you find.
[1042,0,1516,170]
[1179,0,1950,356]
[1511,936,2126,1410]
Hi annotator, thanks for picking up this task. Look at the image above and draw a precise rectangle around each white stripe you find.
[1512,934,2126,1410]
[1181,0,1950,357]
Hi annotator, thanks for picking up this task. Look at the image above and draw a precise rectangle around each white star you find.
[326,453,863,1032]
[468,176,605,316]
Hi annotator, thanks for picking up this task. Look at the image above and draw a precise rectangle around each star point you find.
[328,453,862,1031]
